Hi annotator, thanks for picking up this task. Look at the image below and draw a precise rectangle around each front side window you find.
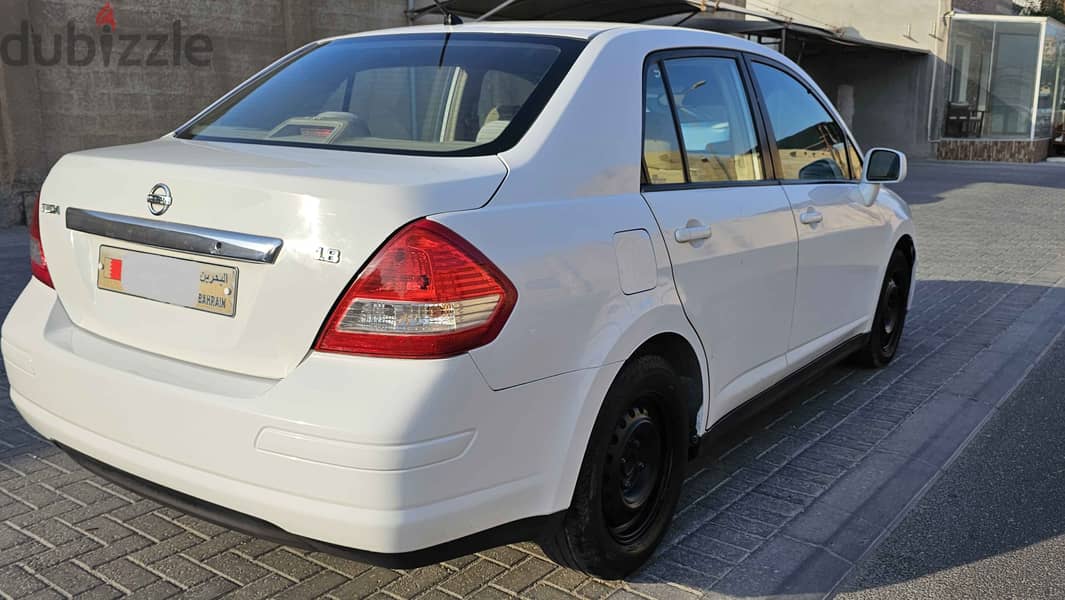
[751,62,850,181]
[178,34,584,156]
[846,139,863,180]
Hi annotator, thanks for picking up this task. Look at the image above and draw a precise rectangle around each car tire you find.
[852,249,911,368]
[540,355,687,579]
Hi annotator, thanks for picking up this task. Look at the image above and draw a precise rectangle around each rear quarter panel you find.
[434,196,698,391]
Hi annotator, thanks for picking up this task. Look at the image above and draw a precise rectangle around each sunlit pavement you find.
[1,160,1065,599]
[837,321,1065,599]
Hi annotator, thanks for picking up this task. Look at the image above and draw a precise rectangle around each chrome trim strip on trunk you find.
[66,208,283,264]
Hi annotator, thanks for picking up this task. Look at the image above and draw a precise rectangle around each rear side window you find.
[642,55,765,186]
[751,62,851,182]
[177,34,585,156]
[662,57,764,184]
[643,64,686,185]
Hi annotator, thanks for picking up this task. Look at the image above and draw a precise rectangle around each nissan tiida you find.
[1,22,915,578]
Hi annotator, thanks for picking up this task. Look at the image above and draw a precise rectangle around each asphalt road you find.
[838,321,1065,599]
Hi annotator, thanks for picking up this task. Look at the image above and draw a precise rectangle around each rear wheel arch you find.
[626,332,705,446]
[543,351,690,577]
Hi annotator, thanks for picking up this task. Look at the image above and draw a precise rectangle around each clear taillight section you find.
[29,193,53,288]
[315,219,517,358]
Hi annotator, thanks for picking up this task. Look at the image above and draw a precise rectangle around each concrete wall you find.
[754,0,948,52]
[0,0,406,226]
[801,49,935,159]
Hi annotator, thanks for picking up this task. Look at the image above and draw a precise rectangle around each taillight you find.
[315,219,517,358]
[28,193,53,288]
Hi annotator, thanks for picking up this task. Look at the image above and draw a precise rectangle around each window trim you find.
[640,48,777,193]
[743,54,865,185]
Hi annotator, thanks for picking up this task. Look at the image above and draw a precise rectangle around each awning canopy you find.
[407,0,928,56]
[672,13,927,55]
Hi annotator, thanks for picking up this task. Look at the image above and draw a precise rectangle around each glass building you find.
[938,15,1065,161]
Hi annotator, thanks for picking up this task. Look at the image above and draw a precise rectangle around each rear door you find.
[640,51,798,423]
[746,58,889,367]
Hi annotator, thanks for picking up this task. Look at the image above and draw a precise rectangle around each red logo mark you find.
[96,2,117,30]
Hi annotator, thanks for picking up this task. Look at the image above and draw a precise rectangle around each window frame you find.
[640,48,779,193]
[743,54,865,184]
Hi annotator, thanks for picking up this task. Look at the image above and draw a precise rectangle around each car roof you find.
[325,20,746,46]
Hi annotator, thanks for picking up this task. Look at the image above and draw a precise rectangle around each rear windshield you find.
[177,33,585,156]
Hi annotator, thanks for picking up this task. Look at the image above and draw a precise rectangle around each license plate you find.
[97,246,238,317]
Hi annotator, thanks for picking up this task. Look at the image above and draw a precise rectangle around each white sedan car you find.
[1,22,915,578]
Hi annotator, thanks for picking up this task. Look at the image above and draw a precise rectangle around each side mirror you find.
[862,148,907,184]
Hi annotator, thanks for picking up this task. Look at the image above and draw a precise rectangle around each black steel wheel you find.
[603,400,672,546]
[853,248,912,368]
[879,276,905,355]
[541,355,687,579]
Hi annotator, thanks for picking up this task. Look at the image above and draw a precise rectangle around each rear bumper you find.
[59,442,564,568]
[1,279,601,555]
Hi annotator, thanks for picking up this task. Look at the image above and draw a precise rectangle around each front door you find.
[640,54,798,424]
[747,60,890,366]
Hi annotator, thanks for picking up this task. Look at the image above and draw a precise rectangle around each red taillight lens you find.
[315,219,517,358]
[29,193,53,288]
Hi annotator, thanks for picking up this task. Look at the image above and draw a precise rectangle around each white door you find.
[748,60,889,367]
[640,54,798,424]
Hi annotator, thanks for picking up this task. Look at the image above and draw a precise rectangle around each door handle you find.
[799,209,824,225]
[674,224,712,244]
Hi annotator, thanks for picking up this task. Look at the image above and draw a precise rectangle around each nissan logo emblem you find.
[147,183,172,216]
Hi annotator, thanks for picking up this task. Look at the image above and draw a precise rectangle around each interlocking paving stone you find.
[782,502,882,563]
[182,577,241,599]
[36,560,105,596]
[714,535,853,600]
[272,571,347,599]
[94,558,161,592]
[2,161,1065,598]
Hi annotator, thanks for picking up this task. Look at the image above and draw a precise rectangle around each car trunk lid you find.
[38,137,508,379]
